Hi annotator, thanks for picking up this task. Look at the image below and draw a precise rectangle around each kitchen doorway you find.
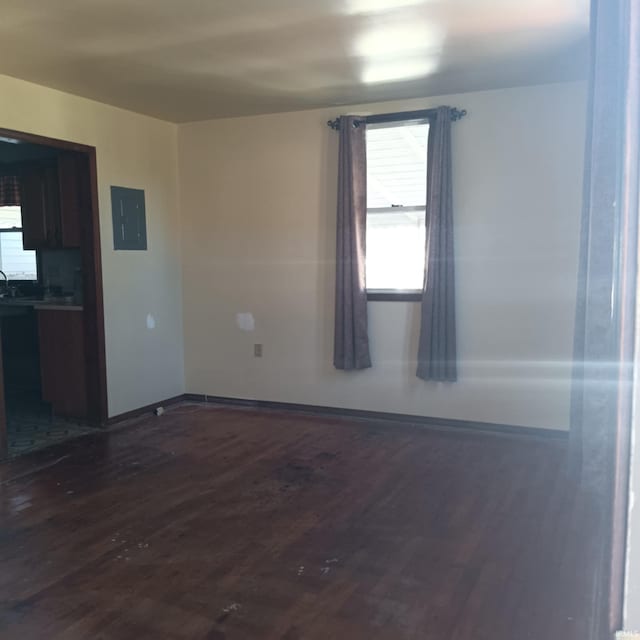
[0,128,107,457]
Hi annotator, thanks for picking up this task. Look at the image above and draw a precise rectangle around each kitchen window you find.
[0,205,38,281]
[366,119,428,301]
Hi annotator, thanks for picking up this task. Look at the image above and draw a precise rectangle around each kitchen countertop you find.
[0,298,83,312]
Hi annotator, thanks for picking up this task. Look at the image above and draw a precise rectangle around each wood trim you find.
[367,290,422,302]
[0,325,6,459]
[0,128,95,154]
[184,393,568,439]
[607,0,640,626]
[0,127,108,426]
[107,395,185,426]
[84,147,108,424]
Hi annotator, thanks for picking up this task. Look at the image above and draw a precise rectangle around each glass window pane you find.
[0,231,37,281]
[0,205,22,229]
[366,122,428,209]
[366,209,425,291]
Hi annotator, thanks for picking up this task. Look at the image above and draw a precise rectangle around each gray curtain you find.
[416,107,456,382]
[570,0,639,636]
[333,116,371,370]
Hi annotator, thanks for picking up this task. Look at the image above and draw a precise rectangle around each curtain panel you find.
[333,116,372,371]
[416,107,457,382]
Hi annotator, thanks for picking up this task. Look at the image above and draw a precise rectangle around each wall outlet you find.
[254,343,263,358]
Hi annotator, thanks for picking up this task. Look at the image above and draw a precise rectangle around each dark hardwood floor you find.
[0,403,599,639]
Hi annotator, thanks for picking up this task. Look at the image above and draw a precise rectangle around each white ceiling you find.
[0,0,590,123]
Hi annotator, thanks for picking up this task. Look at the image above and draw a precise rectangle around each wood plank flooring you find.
[0,403,599,639]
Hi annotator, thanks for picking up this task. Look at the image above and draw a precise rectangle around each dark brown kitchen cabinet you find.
[57,153,83,247]
[38,309,87,419]
[20,154,82,249]
[20,164,59,249]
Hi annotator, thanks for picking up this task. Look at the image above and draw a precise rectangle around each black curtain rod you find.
[327,107,467,130]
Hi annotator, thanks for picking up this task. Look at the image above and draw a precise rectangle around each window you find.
[366,119,429,300]
[0,206,37,281]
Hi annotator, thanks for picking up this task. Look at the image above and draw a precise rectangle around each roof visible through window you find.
[0,205,22,229]
[366,121,429,209]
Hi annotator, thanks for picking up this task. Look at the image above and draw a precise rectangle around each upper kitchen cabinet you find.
[20,163,58,249]
[57,153,83,248]
[20,153,83,250]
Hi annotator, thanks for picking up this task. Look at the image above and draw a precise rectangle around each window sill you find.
[367,290,422,302]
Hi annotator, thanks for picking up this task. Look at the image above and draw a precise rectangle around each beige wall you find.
[178,81,587,431]
[0,74,185,417]
[0,73,583,428]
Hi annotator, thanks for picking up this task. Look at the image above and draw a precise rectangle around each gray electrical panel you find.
[111,186,147,250]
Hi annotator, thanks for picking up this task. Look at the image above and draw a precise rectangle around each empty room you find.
[0,1,639,639]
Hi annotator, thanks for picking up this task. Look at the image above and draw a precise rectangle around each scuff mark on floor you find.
[216,602,241,624]
[276,462,314,488]
[0,455,70,486]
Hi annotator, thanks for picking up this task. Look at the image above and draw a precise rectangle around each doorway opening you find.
[0,128,107,457]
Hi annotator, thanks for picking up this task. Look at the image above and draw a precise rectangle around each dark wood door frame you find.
[0,127,108,457]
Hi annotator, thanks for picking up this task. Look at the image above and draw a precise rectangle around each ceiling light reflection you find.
[362,57,438,84]
[344,0,426,14]
[354,22,444,59]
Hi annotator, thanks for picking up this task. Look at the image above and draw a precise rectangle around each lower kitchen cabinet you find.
[38,309,87,419]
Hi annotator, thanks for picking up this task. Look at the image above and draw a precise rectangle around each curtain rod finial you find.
[450,108,467,121]
[327,118,341,130]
